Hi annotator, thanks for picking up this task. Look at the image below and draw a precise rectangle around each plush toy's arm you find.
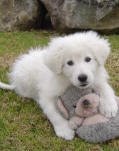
[57,99,69,119]
[69,116,84,129]
[83,114,109,126]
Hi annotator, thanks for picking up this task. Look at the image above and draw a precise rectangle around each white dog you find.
[0,31,118,140]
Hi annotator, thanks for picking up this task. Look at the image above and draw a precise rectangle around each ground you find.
[0,31,119,151]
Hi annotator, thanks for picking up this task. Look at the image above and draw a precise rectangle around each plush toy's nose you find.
[82,99,90,108]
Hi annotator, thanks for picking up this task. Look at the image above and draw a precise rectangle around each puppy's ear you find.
[46,37,64,74]
[48,50,64,74]
[93,36,110,65]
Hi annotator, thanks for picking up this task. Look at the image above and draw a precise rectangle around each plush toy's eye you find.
[67,60,74,66]
[73,105,76,108]
[85,57,91,62]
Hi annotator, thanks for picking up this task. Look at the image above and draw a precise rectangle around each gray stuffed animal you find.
[58,86,119,143]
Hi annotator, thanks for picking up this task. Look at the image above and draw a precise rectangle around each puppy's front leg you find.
[37,95,74,140]
[98,82,118,118]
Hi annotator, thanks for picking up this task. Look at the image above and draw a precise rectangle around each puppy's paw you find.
[99,99,118,118]
[54,122,74,140]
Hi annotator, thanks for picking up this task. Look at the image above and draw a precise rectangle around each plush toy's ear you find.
[57,99,69,119]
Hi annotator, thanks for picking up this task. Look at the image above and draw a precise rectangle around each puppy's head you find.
[47,31,110,88]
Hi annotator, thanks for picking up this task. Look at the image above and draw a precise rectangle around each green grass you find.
[0,31,119,151]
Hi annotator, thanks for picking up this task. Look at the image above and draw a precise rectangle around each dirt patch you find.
[106,52,119,92]
[106,52,119,74]
[0,53,16,68]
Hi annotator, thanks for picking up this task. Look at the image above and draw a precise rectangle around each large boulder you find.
[41,0,119,32]
[0,0,40,31]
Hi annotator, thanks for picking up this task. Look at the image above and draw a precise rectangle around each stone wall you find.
[0,0,119,33]
[0,0,41,31]
[41,0,119,33]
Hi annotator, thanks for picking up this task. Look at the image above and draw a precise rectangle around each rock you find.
[41,0,119,32]
[0,0,40,31]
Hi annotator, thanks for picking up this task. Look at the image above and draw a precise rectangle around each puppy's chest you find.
[52,77,70,96]
[39,74,70,97]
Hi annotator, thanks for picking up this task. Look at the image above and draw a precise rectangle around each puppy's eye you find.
[67,60,74,66]
[85,57,91,62]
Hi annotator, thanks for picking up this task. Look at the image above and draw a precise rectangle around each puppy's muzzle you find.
[78,74,87,82]
[78,74,88,87]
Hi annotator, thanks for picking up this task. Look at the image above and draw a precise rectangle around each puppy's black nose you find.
[82,99,90,107]
[78,74,87,82]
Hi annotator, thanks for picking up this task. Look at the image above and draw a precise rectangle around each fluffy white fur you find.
[0,31,118,140]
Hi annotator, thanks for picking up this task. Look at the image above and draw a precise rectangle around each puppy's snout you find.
[82,99,90,108]
[78,74,87,82]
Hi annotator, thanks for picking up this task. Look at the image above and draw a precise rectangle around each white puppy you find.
[0,31,118,140]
